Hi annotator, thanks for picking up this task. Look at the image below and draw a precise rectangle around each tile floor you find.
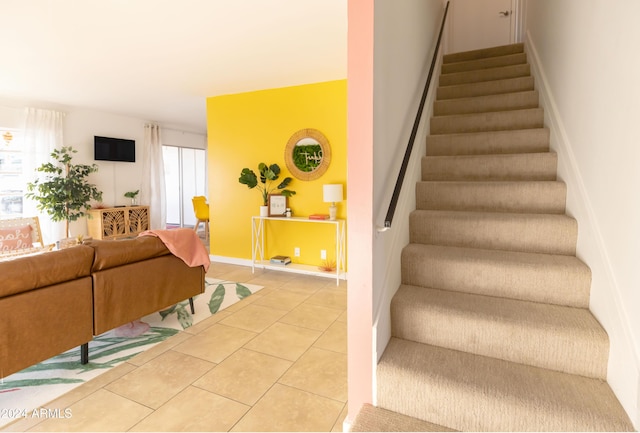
[2,263,348,432]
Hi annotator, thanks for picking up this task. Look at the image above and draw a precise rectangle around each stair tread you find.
[434,90,539,116]
[378,338,634,432]
[416,180,566,214]
[426,128,550,156]
[393,284,608,378]
[410,209,577,255]
[443,43,524,64]
[422,151,557,182]
[350,404,456,432]
[437,76,535,100]
[442,53,527,75]
[439,63,531,87]
[401,243,591,307]
[430,107,544,134]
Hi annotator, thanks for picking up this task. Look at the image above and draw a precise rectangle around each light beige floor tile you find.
[173,323,257,364]
[279,303,343,331]
[336,310,348,323]
[182,309,234,335]
[28,389,152,432]
[251,288,311,311]
[305,288,347,309]
[220,304,287,333]
[279,347,347,402]
[314,320,347,354]
[244,270,297,287]
[278,276,334,294]
[130,386,249,432]
[105,350,214,409]
[231,383,343,432]
[332,403,349,432]
[206,263,246,278]
[128,331,193,366]
[214,267,260,283]
[194,348,292,406]
[244,322,321,361]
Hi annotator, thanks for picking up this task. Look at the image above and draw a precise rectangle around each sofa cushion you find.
[87,236,170,272]
[0,245,95,298]
[0,225,33,251]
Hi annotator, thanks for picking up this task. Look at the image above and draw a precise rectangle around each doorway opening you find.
[162,146,207,234]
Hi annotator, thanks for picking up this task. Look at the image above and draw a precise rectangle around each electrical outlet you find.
[321,249,327,260]
[294,247,300,257]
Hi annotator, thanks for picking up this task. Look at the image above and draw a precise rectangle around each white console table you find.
[251,216,346,285]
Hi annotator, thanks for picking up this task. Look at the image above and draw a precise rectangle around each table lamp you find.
[323,184,343,221]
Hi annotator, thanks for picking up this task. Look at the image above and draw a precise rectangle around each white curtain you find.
[141,123,166,229]
[22,107,66,244]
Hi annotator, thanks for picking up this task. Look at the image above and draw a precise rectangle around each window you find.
[163,146,207,229]
[0,128,24,218]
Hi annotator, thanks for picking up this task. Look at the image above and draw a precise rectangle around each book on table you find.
[270,255,291,265]
[308,214,330,220]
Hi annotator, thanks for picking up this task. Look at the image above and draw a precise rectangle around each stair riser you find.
[434,91,539,116]
[426,128,550,156]
[401,244,591,307]
[439,64,530,86]
[391,285,608,379]
[443,42,524,64]
[431,108,544,135]
[416,181,566,214]
[437,76,534,100]
[409,211,578,255]
[422,153,557,182]
[442,53,527,74]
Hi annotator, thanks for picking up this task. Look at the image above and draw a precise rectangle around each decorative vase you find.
[260,205,268,217]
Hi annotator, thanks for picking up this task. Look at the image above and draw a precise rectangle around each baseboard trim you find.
[209,255,252,267]
[526,31,640,428]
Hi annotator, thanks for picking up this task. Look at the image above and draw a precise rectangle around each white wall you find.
[372,0,447,366]
[0,100,206,237]
[523,0,640,426]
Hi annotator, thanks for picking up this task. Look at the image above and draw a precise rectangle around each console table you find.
[251,216,346,285]
[87,206,150,240]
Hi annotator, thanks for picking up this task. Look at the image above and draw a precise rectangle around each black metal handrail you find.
[383,1,450,229]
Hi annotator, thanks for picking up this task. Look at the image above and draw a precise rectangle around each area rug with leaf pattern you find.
[0,278,262,427]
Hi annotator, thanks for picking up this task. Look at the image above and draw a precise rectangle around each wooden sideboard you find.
[87,206,150,240]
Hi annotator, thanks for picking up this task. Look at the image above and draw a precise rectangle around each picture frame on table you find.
[268,194,288,217]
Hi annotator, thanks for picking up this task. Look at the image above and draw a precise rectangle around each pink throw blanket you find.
[139,228,210,272]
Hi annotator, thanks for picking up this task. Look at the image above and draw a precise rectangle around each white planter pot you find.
[259,205,268,217]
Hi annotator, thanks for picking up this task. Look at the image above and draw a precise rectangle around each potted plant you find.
[124,190,140,206]
[26,146,103,238]
[239,163,296,216]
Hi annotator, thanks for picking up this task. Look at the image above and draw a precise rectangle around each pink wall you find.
[346,0,374,425]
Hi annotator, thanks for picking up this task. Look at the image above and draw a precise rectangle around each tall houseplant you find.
[26,146,103,237]
[239,163,296,209]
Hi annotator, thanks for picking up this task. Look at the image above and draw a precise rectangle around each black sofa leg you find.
[80,343,89,364]
[189,297,195,314]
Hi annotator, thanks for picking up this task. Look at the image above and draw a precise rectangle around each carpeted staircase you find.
[351,43,635,432]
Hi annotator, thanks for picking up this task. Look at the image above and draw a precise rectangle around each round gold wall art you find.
[284,128,331,181]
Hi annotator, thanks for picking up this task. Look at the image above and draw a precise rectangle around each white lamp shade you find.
[323,184,343,203]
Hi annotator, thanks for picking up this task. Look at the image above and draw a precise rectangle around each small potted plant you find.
[239,163,295,216]
[124,190,139,206]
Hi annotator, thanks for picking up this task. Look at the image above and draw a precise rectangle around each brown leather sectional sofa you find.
[0,236,205,378]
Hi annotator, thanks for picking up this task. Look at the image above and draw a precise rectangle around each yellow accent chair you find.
[191,196,210,241]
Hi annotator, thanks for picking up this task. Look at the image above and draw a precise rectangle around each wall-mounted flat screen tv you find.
[94,136,136,162]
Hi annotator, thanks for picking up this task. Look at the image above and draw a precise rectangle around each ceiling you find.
[0,0,347,134]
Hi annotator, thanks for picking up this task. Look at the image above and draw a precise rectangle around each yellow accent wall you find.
[207,80,347,268]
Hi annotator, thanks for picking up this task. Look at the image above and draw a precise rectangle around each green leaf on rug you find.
[236,283,252,299]
[175,305,193,329]
[0,377,85,389]
[209,284,226,314]
[159,304,177,319]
